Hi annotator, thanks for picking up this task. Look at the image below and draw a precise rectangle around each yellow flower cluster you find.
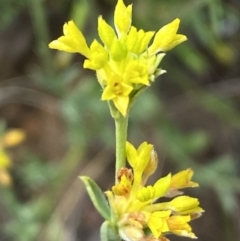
[0,129,25,186]
[49,0,187,116]
[106,142,203,241]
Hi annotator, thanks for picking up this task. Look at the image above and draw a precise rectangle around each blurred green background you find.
[0,0,240,241]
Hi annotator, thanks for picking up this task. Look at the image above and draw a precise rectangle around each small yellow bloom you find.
[147,211,171,238]
[148,18,187,54]
[101,72,133,116]
[167,215,197,239]
[170,168,199,189]
[112,174,132,196]
[124,61,149,85]
[126,141,153,179]
[83,40,108,70]
[49,21,91,57]
[168,196,204,215]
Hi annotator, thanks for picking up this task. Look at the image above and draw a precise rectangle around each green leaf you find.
[80,176,111,220]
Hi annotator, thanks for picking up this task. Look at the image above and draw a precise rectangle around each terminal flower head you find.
[49,0,187,117]
[105,141,204,241]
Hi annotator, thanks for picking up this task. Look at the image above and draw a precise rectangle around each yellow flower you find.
[148,18,187,54]
[112,174,132,196]
[101,72,133,116]
[168,196,204,215]
[170,168,199,189]
[126,141,153,178]
[124,61,149,85]
[49,0,187,117]
[165,169,199,197]
[83,40,108,70]
[167,215,197,239]
[147,211,170,238]
[106,141,203,241]
[49,21,91,57]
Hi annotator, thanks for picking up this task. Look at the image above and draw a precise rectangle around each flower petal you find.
[98,16,116,49]
[114,0,132,37]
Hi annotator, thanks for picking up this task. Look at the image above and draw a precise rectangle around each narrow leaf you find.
[80,176,111,220]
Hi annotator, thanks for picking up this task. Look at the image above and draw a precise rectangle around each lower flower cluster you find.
[106,142,204,241]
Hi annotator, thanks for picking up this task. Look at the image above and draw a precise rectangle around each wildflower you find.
[170,169,199,189]
[166,168,199,198]
[101,72,133,116]
[148,18,187,54]
[167,215,197,238]
[49,0,187,116]
[105,141,204,241]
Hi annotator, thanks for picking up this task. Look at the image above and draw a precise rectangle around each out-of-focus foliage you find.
[0,0,240,241]
[0,0,28,30]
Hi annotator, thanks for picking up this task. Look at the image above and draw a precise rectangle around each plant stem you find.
[114,114,128,184]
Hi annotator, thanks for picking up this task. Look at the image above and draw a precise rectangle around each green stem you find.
[114,114,128,184]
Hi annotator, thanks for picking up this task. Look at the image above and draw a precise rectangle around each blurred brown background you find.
[0,0,240,241]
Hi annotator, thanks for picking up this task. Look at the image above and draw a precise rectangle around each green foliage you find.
[197,156,240,214]
[18,152,58,190]
[1,151,59,241]
[0,0,27,30]
[80,176,111,220]
[2,188,51,241]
